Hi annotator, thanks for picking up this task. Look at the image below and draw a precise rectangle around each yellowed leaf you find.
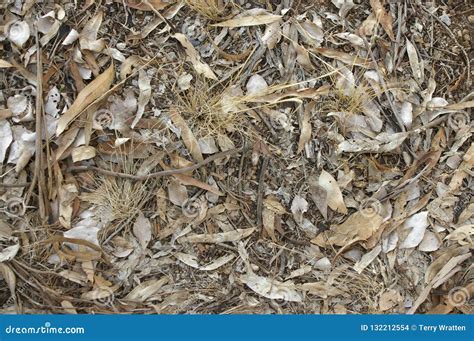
[56,64,114,136]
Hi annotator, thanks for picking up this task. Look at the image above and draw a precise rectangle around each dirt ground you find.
[0,0,472,314]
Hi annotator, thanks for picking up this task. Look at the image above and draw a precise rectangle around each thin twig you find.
[67,147,247,181]
[256,156,269,228]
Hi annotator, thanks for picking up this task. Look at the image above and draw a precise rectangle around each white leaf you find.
[168,180,188,207]
[319,170,347,214]
[240,272,302,302]
[6,20,30,48]
[132,212,152,249]
[399,212,429,249]
[246,74,268,95]
[131,69,152,129]
[0,244,20,263]
[291,195,308,223]
[418,231,441,252]
[0,120,13,163]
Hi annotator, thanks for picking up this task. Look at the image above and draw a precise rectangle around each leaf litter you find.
[0,0,472,315]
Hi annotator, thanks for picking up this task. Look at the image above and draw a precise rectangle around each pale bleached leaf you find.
[240,272,302,302]
[319,170,347,214]
[132,212,152,249]
[213,14,281,28]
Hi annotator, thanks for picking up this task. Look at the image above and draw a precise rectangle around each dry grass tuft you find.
[332,265,385,313]
[81,154,155,241]
[175,77,246,139]
[184,0,227,20]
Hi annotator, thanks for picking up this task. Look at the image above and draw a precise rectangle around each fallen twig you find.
[67,147,247,181]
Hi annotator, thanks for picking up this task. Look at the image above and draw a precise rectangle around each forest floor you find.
[0,0,473,314]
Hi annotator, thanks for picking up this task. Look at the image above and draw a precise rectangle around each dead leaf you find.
[172,33,217,80]
[169,108,203,162]
[311,210,383,248]
[319,170,347,214]
[370,0,394,40]
[213,15,281,28]
[240,272,302,302]
[379,289,402,311]
[297,103,312,154]
[56,64,114,135]
[406,39,424,83]
[315,48,372,67]
[133,212,152,248]
[124,277,168,301]
[398,212,429,249]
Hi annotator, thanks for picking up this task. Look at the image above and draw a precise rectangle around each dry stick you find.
[25,30,47,219]
[256,156,269,228]
[67,147,247,181]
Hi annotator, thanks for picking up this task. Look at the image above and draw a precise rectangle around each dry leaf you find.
[213,14,281,28]
[57,64,114,135]
[315,48,371,67]
[311,210,383,247]
[131,69,152,129]
[125,277,168,301]
[240,272,302,302]
[133,212,152,248]
[80,11,106,52]
[172,33,217,80]
[169,108,203,162]
[399,212,429,249]
[167,179,188,206]
[319,170,347,214]
[0,59,13,68]
[379,289,402,311]
[71,146,96,162]
[370,0,394,40]
[297,103,312,154]
[406,39,424,83]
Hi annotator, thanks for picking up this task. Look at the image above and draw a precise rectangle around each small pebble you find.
[468,15,474,24]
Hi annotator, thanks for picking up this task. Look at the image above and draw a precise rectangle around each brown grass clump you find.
[81,154,154,242]
[331,264,385,313]
[184,0,227,20]
[175,77,246,139]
